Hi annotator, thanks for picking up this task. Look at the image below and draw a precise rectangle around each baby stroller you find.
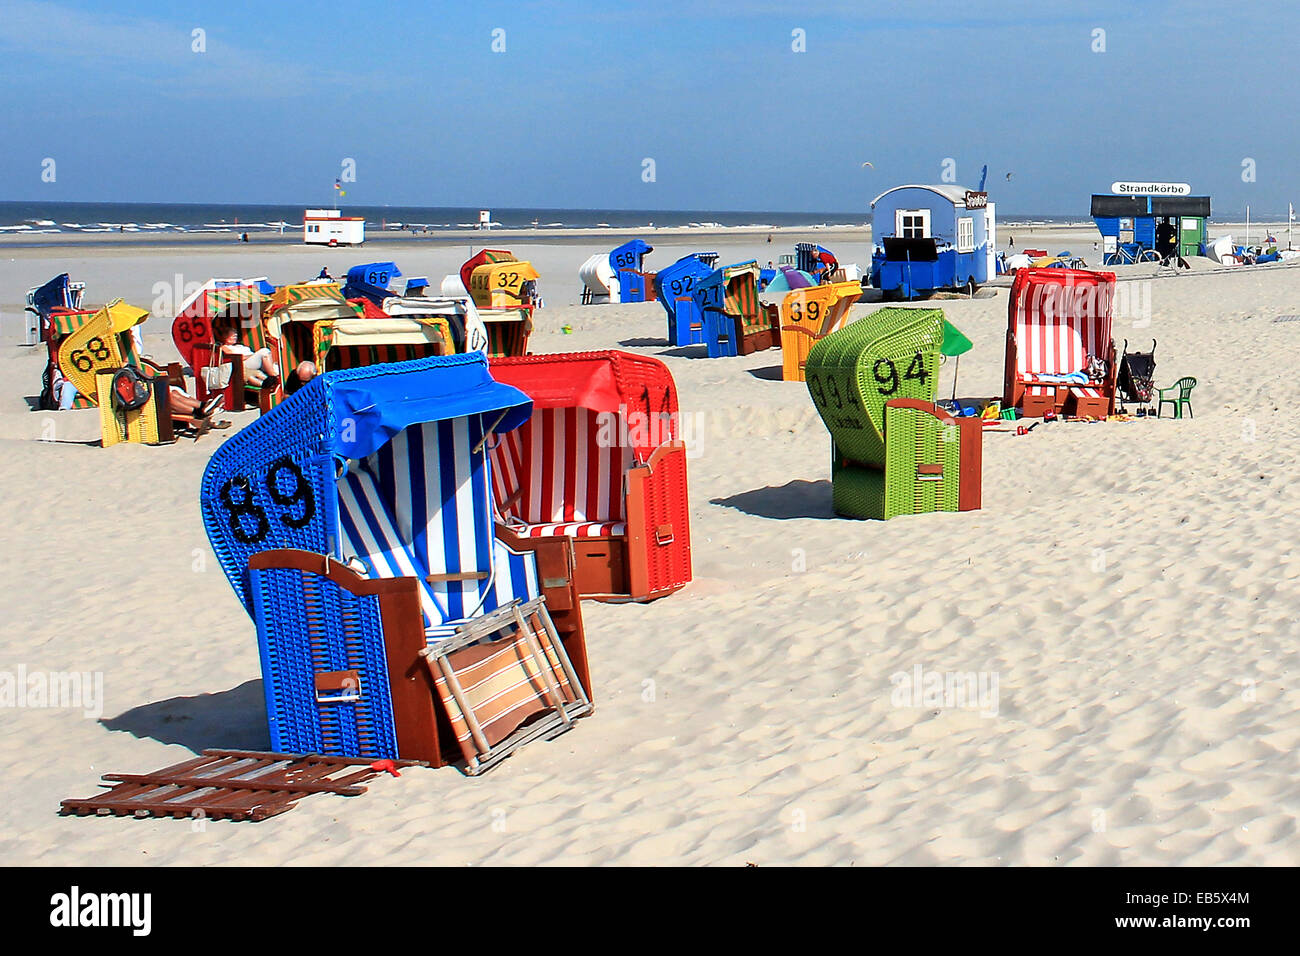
[1117,339,1157,413]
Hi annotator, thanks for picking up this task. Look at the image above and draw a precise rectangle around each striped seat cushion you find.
[1027,385,1058,397]
[490,407,633,539]
[336,417,539,634]
[1013,278,1113,385]
[1070,386,1103,399]
[517,521,627,538]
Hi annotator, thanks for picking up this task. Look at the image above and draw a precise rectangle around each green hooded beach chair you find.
[805,307,982,520]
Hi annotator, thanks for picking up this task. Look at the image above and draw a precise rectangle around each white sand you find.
[1,232,1298,865]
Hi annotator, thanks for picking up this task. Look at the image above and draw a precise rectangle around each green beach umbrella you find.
[941,319,974,400]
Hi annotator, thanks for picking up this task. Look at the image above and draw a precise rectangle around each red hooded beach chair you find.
[1004,268,1118,418]
[488,351,692,602]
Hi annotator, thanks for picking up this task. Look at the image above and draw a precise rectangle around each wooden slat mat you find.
[60,749,425,823]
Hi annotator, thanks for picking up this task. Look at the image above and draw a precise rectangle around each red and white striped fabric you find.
[516,520,627,538]
[1013,276,1114,381]
[1027,385,1057,397]
[1069,386,1103,399]
[490,407,634,539]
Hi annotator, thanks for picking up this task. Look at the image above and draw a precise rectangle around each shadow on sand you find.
[712,479,836,520]
[101,679,271,753]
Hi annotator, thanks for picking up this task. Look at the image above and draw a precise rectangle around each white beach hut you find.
[304,209,365,246]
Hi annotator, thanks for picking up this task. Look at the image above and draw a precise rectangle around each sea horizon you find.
[0,199,1124,237]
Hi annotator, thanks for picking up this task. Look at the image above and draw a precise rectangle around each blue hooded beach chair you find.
[200,353,592,774]
[341,261,402,307]
[610,239,653,303]
[654,253,716,346]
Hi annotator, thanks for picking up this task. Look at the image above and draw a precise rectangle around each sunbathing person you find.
[284,360,317,395]
[216,325,279,386]
[169,387,223,420]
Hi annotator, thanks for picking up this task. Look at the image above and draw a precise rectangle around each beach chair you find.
[171,280,274,412]
[692,262,778,357]
[489,351,692,602]
[806,308,983,520]
[26,272,85,349]
[459,249,515,294]
[341,261,402,307]
[610,239,656,303]
[262,287,458,412]
[468,257,540,311]
[779,281,862,382]
[56,300,182,403]
[1003,268,1117,419]
[40,308,99,409]
[655,254,715,346]
[200,354,592,773]
[55,300,209,439]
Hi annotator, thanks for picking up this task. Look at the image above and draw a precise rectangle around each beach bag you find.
[111,366,152,412]
[200,349,233,393]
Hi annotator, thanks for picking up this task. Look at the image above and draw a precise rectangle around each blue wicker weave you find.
[201,353,538,761]
[692,272,738,358]
[248,564,398,758]
[200,353,527,614]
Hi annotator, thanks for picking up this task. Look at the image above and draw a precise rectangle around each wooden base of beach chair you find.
[1065,387,1112,418]
[737,326,776,355]
[95,368,176,447]
[247,537,593,772]
[1019,385,1064,418]
[420,597,592,775]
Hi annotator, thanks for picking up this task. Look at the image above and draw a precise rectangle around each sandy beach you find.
[2,226,1298,866]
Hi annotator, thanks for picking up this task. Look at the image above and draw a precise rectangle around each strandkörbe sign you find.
[1110,181,1191,196]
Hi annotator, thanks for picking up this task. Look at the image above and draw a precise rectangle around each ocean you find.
[0,201,882,236]
[0,200,1098,238]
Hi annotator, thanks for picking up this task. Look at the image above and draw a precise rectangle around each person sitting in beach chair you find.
[216,322,279,387]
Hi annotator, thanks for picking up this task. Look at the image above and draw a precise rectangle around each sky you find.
[1,0,1296,216]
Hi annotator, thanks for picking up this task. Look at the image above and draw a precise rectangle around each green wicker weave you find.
[806,307,960,520]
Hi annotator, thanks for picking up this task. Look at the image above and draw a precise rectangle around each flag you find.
[334,179,346,198]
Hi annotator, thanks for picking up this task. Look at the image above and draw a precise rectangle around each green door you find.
[1179,217,1202,256]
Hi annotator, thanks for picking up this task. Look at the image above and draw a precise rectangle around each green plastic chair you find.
[1156,376,1196,419]
[804,307,982,520]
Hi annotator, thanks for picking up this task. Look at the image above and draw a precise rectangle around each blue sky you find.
[1,0,1295,215]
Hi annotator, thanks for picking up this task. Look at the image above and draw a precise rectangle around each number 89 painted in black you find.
[218,456,316,544]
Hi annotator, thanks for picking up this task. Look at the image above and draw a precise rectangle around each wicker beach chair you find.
[610,239,656,303]
[692,261,778,358]
[1003,268,1118,418]
[200,354,592,773]
[171,280,274,412]
[489,351,692,602]
[41,307,98,409]
[779,281,862,382]
[56,299,185,403]
[806,308,983,520]
[655,254,715,347]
